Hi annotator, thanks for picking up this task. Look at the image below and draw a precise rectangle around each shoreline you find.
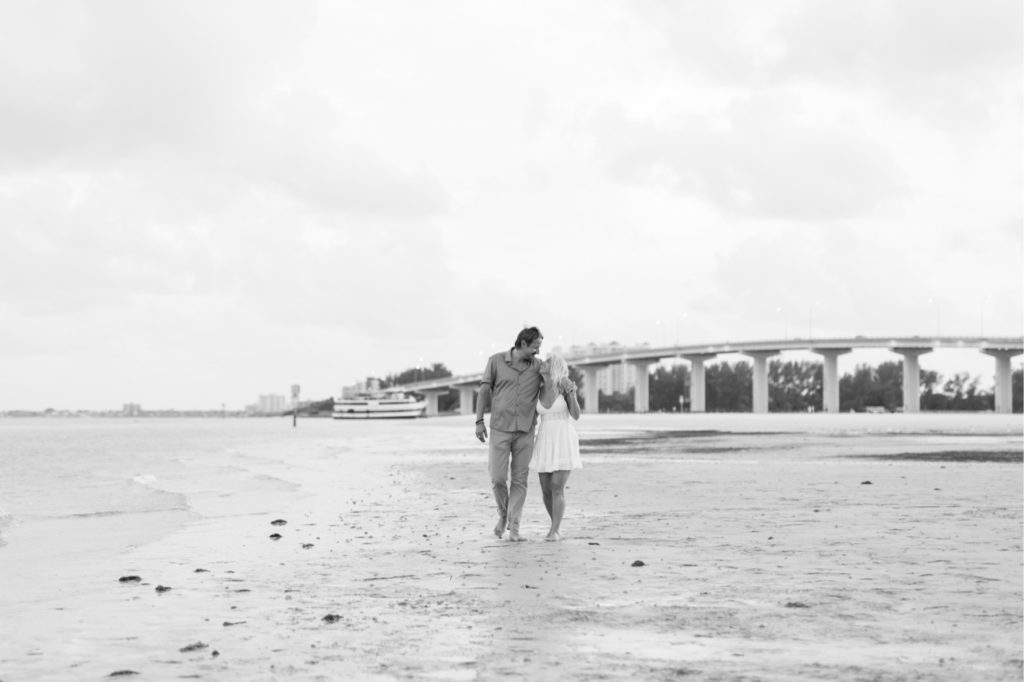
[0,414,1020,680]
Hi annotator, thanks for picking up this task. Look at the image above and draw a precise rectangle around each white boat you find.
[332,391,426,419]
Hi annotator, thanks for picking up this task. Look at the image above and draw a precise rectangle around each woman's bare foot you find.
[544,531,562,542]
[494,518,507,538]
[508,531,527,542]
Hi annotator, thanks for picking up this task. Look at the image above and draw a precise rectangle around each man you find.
[475,326,543,542]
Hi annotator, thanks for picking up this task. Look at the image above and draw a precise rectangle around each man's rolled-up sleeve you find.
[480,355,496,389]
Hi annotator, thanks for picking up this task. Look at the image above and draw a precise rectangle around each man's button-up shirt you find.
[480,349,542,433]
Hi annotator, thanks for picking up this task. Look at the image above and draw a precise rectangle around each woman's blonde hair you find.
[547,352,569,388]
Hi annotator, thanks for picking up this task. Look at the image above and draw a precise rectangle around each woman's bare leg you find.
[545,470,571,541]
[538,472,553,520]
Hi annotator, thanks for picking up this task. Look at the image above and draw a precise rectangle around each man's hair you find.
[514,326,543,349]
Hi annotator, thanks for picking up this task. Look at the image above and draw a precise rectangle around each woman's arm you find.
[564,385,581,420]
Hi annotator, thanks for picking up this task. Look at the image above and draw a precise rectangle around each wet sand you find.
[0,413,1021,681]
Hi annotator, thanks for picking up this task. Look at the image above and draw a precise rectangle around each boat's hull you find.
[332,399,426,419]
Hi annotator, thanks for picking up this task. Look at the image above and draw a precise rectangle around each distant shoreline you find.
[0,411,315,418]
[3,408,1020,420]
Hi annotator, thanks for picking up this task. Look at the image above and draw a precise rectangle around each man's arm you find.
[476,356,496,442]
[475,384,491,422]
[475,384,491,442]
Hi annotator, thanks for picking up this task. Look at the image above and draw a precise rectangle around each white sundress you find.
[531,394,582,472]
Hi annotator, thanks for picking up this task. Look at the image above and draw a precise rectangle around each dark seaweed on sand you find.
[844,450,1022,463]
[179,642,208,653]
[580,430,788,454]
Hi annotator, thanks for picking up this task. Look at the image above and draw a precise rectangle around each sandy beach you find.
[0,413,1020,681]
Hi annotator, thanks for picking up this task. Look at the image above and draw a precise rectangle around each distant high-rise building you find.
[257,394,286,414]
[122,403,142,416]
[596,362,636,395]
[340,377,381,398]
[565,342,634,395]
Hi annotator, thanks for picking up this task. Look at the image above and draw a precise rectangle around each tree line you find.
[382,363,460,412]
[307,359,1022,416]
[596,361,1023,413]
[294,363,457,416]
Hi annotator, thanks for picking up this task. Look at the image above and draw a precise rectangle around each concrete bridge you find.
[396,336,1023,417]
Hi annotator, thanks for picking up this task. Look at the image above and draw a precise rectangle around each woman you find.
[530,352,582,541]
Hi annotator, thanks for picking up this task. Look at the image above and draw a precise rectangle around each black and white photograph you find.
[0,1,1021,679]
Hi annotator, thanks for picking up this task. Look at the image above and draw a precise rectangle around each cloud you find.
[0,172,234,315]
[231,89,449,217]
[593,93,908,220]
[636,0,1022,131]
[0,1,1019,409]
[773,0,1022,128]
[709,222,1024,339]
[0,1,449,219]
[0,1,312,163]
[0,167,453,330]
[625,1,788,85]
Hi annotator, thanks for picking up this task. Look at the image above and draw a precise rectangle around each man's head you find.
[513,326,543,359]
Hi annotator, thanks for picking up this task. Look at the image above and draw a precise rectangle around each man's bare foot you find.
[545,531,562,542]
[494,518,507,538]
[508,531,527,542]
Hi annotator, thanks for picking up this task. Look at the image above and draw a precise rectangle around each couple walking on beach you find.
[475,327,582,542]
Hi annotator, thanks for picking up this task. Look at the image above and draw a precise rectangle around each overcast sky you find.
[1,0,1021,410]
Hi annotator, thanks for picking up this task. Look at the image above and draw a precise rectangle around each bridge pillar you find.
[745,351,777,413]
[811,348,851,413]
[420,389,448,417]
[628,361,652,413]
[581,366,600,414]
[893,347,932,413]
[981,349,1022,414]
[682,353,716,413]
[457,386,475,416]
